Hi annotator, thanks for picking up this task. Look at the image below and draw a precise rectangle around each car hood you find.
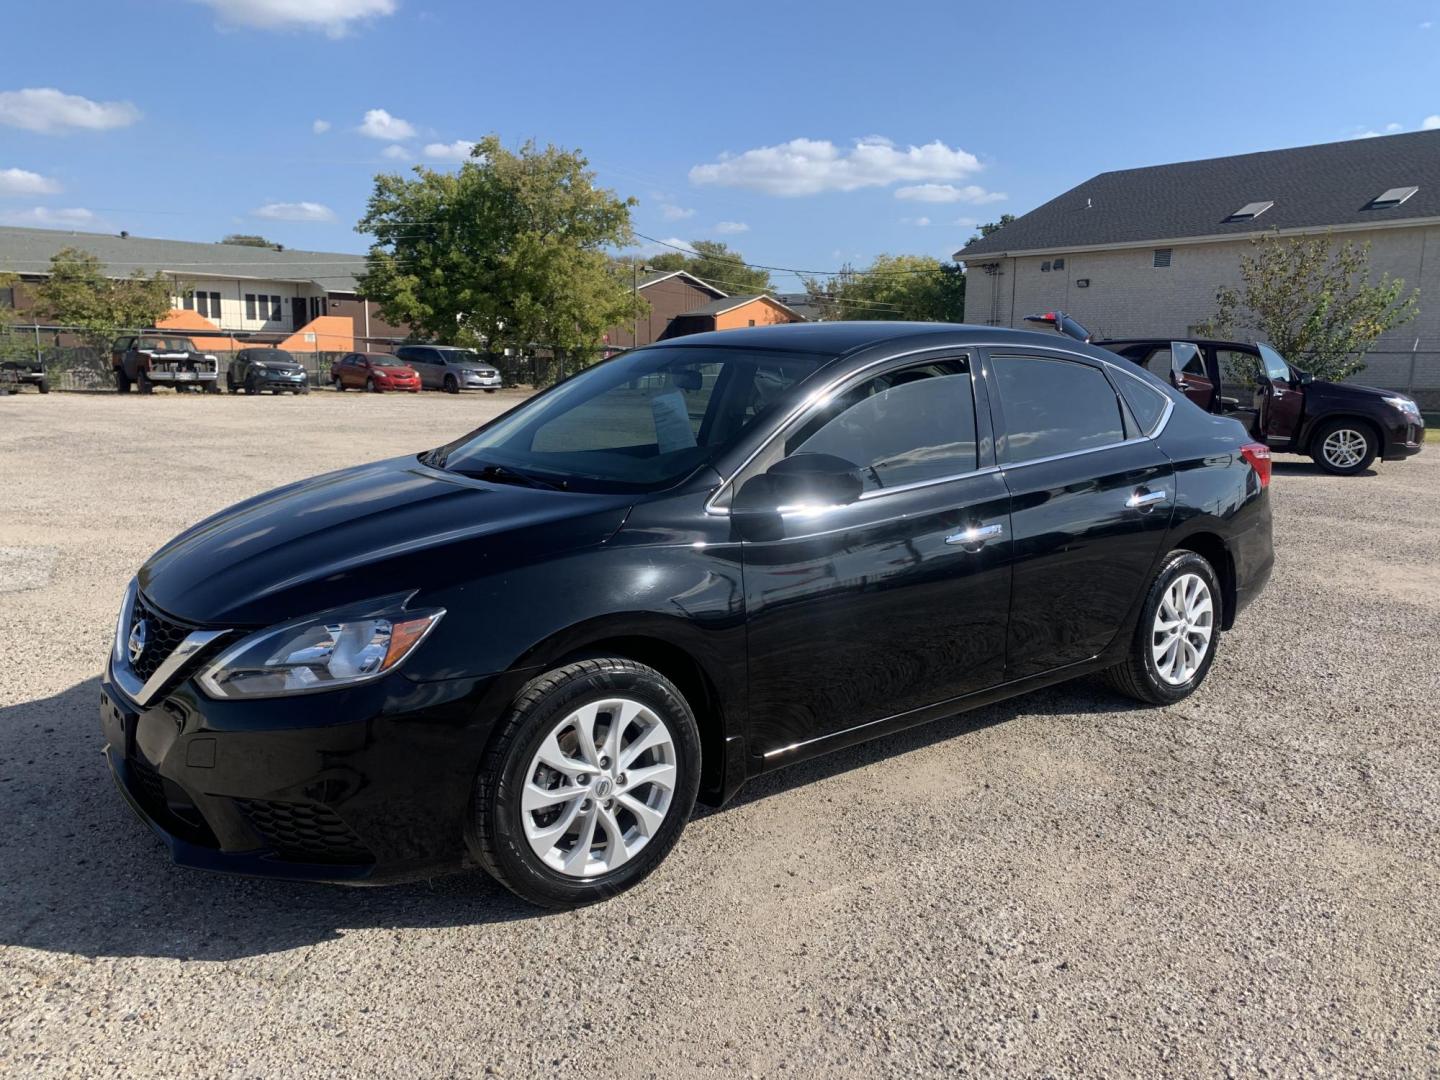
[139,455,633,626]
[453,362,498,373]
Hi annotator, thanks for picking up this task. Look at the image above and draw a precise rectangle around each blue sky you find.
[3,0,1438,292]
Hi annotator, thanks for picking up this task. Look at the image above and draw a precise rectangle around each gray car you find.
[393,345,503,393]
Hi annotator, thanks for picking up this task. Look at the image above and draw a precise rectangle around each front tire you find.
[469,658,701,909]
[366,377,378,393]
[1105,550,1221,706]
[444,375,459,394]
[36,379,49,394]
[1312,419,1377,476]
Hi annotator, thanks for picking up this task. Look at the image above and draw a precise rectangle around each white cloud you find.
[358,108,416,141]
[0,167,61,196]
[660,203,695,221]
[624,236,692,258]
[253,201,336,222]
[900,216,932,227]
[190,0,395,36]
[0,88,140,134]
[689,136,982,196]
[714,221,749,234]
[1386,122,1404,132]
[381,144,411,161]
[1424,115,1440,130]
[0,205,96,227]
[1422,20,1434,28]
[895,182,1006,204]
[312,119,331,134]
[1354,130,1385,139]
[423,140,476,162]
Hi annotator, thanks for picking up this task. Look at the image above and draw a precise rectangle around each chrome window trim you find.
[704,343,980,516]
[109,579,230,708]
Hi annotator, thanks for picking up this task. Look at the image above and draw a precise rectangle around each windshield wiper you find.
[453,463,566,491]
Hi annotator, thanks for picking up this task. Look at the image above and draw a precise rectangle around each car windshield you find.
[256,350,294,363]
[431,345,831,493]
[139,338,196,351]
[440,350,485,364]
[371,356,407,368]
[1257,343,1291,382]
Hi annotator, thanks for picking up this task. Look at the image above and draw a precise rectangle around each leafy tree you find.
[803,254,965,322]
[357,136,643,378]
[1203,231,1419,381]
[221,233,278,248]
[0,273,33,365]
[33,247,173,355]
[967,213,1015,246]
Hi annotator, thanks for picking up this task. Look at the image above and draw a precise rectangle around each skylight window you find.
[1226,200,1274,222]
[1368,186,1418,209]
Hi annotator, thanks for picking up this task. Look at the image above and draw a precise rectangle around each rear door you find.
[741,352,1013,756]
[1170,342,1216,411]
[984,349,1175,679]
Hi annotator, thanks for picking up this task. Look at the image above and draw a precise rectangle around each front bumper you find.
[99,659,503,884]
[1381,415,1425,460]
[462,374,503,390]
[253,372,310,390]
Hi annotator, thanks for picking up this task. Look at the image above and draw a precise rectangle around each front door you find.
[985,350,1175,678]
[1254,342,1303,447]
[292,296,307,330]
[740,354,1013,758]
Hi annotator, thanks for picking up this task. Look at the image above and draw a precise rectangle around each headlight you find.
[1383,395,1421,418]
[198,597,443,699]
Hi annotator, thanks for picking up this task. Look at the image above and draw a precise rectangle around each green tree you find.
[967,213,1015,246]
[357,135,643,378]
[1203,231,1419,381]
[220,233,278,248]
[0,273,33,365]
[33,247,173,355]
[803,254,964,322]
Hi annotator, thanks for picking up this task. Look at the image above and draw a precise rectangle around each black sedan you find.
[226,348,310,395]
[100,323,1273,908]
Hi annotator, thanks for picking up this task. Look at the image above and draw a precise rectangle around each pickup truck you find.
[1024,312,1425,477]
[111,334,221,394]
[0,357,47,394]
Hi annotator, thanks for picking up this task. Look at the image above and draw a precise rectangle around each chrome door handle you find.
[945,522,1004,550]
[1127,488,1168,510]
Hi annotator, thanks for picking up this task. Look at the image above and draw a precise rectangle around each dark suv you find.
[1023,312,1425,476]
[1099,337,1425,476]
[394,345,503,393]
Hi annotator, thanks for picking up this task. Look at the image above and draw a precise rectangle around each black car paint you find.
[101,323,1273,884]
[228,349,309,393]
[1099,337,1425,462]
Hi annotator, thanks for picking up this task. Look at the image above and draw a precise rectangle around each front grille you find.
[129,756,167,811]
[235,799,374,865]
[128,595,191,683]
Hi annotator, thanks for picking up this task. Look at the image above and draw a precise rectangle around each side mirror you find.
[732,453,863,539]
[1296,369,1313,385]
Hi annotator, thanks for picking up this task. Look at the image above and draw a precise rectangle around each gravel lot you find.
[1,391,1437,1078]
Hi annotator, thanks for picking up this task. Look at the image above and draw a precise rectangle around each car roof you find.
[647,321,1122,361]
[1099,337,1259,352]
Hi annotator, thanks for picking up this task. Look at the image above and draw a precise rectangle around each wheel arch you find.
[1299,411,1384,456]
[1171,530,1237,630]
[510,615,745,807]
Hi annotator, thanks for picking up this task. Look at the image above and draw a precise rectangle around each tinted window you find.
[1257,343,1290,382]
[1140,347,1172,378]
[783,359,978,492]
[1113,370,1169,435]
[436,346,828,493]
[1173,342,1206,378]
[991,355,1125,463]
[1217,347,1262,388]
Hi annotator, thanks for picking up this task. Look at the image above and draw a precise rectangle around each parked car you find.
[111,335,220,394]
[1026,312,1426,476]
[100,323,1273,908]
[329,352,421,393]
[1099,337,1425,476]
[394,344,503,393]
[0,357,47,394]
[227,348,310,395]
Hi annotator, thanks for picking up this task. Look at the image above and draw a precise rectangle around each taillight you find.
[1240,442,1271,489]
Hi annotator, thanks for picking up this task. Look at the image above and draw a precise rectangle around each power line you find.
[630,232,963,280]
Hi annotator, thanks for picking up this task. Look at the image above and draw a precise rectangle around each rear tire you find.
[1105,550,1222,706]
[469,658,700,909]
[1311,418,1377,476]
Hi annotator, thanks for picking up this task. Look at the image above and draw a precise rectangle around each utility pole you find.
[632,263,651,348]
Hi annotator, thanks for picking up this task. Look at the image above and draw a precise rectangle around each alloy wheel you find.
[1151,572,1213,686]
[1321,428,1368,470]
[521,697,677,878]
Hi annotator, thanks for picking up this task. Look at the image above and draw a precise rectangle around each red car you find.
[330,352,421,393]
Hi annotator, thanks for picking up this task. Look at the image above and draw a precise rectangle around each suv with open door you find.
[1025,313,1425,476]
